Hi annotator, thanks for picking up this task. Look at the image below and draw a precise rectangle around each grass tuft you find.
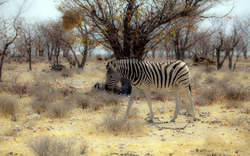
[27,135,88,156]
[101,114,145,133]
[0,94,19,117]
[48,101,72,118]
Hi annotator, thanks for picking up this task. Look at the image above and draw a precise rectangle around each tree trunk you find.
[78,46,88,69]
[0,45,9,81]
[28,52,32,71]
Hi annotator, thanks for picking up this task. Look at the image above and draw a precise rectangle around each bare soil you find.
[0,56,249,156]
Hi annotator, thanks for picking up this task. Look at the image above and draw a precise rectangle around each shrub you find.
[223,85,249,102]
[151,90,169,102]
[222,72,236,82]
[190,71,202,84]
[31,101,49,114]
[6,82,30,96]
[101,114,145,133]
[109,105,121,114]
[61,69,74,77]
[27,135,87,156]
[204,75,217,84]
[195,87,217,106]
[0,95,18,117]
[48,101,72,118]
[84,90,121,110]
[34,83,60,103]
[74,93,90,109]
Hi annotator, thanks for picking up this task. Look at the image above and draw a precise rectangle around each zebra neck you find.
[117,63,138,82]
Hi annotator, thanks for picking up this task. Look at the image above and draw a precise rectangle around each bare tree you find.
[60,23,96,69]
[20,20,35,71]
[59,0,227,60]
[0,0,27,81]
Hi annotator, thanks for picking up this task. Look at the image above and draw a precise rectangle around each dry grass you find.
[151,90,171,102]
[27,135,88,156]
[83,90,122,111]
[101,114,145,133]
[204,129,249,154]
[190,71,203,84]
[204,74,217,84]
[31,100,49,114]
[34,83,60,103]
[222,71,236,82]
[48,100,73,118]
[194,87,218,106]
[0,94,19,117]
[1,125,21,137]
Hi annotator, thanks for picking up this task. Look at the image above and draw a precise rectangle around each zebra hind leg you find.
[123,87,139,121]
[170,85,181,122]
[144,89,154,123]
[183,87,197,121]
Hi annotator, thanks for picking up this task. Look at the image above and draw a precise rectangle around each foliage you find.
[59,0,225,59]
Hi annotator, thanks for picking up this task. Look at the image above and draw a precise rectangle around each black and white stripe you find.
[105,58,196,123]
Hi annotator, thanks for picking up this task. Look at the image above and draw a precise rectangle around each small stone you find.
[160,110,165,114]
[4,137,10,141]
[24,107,31,113]
[10,114,21,122]
[158,118,164,122]
[13,125,21,131]
[161,138,166,141]
[120,149,126,152]
[179,109,187,115]
[26,114,41,120]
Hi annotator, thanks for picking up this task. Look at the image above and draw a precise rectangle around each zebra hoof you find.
[170,119,175,123]
[147,119,154,123]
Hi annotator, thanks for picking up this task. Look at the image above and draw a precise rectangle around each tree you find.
[211,18,229,70]
[41,20,68,66]
[60,20,97,69]
[195,28,214,73]
[59,0,227,60]
[20,20,35,71]
[224,19,242,70]
[0,0,27,81]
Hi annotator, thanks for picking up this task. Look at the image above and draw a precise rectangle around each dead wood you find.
[152,123,189,131]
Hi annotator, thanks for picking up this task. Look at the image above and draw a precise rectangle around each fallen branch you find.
[152,123,189,131]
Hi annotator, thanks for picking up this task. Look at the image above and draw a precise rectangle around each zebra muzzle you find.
[104,84,112,93]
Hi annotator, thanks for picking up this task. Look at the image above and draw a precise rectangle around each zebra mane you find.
[106,58,141,69]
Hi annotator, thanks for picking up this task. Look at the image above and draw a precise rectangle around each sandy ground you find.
[0,55,249,156]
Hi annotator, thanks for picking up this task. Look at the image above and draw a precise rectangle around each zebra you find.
[105,58,197,123]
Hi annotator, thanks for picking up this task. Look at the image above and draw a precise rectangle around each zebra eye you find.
[109,75,113,79]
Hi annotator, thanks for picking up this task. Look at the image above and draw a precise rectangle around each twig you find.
[15,72,22,83]
[180,130,190,134]
[152,123,189,131]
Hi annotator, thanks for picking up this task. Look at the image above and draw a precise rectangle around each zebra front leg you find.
[144,89,154,123]
[123,87,139,121]
[170,85,181,122]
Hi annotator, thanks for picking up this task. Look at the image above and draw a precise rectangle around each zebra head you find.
[105,61,121,93]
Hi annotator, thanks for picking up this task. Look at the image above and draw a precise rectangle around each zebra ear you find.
[106,61,117,69]
[106,61,112,69]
